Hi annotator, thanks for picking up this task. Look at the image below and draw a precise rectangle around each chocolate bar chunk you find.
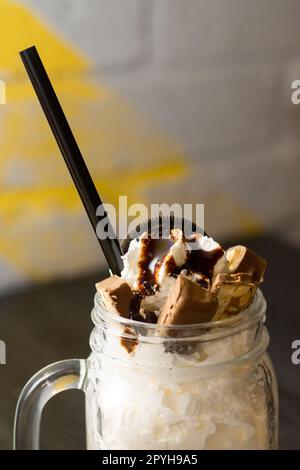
[226,245,266,283]
[211,273,257,320]
[158,275,218,325]
[96,275,133,318]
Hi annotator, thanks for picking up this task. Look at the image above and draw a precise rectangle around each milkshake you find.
[15,47,278,450]
[86,230,278,450]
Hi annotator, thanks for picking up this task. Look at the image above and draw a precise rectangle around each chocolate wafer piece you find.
[211,273,257,320]
[158,275,218,326]
[226,245,266,283]
[96,275,133,318]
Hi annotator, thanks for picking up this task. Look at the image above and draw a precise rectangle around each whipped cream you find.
[121,231,226,315]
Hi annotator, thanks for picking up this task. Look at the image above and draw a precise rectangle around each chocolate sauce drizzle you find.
[186,247,224,278]
[137,236,156,295]
[137,237,173,295]
[129,233,224,322]
[129,293,158,323]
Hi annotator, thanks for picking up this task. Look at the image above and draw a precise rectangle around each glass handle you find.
[14,358,85,450]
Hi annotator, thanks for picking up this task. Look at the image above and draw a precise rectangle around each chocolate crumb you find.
[143,310,158,324]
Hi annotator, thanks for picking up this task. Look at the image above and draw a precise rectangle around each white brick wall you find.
[153,0,300,65]
[105,64,277,154]
[202,138,300,228]
[22,0,148,68]
[21,0,300,230]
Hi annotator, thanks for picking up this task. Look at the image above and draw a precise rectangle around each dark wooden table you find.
[0,234,299,449]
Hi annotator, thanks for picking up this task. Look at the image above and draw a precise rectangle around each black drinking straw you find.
[19,46,123,275]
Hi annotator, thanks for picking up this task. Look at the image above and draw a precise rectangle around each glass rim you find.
[93,288,266,335]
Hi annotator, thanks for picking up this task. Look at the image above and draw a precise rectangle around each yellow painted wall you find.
[0,0,189,291]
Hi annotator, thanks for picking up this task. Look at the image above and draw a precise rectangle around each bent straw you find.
[19,46,123,275]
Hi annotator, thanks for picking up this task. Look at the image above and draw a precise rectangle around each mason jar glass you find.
[14,289,278,450]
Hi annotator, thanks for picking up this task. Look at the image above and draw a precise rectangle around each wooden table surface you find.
[0,234,299,449]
